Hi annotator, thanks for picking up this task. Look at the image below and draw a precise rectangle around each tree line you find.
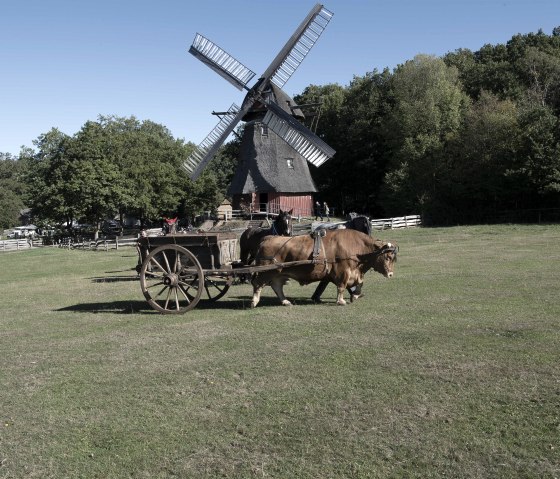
[1,27,559,230]
[0,116,233,233]
[298,27,560,224]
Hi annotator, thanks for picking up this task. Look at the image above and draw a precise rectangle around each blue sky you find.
[1,0,558,156]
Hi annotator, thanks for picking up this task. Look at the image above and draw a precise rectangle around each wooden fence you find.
[56,237,139,251]
[0,236,139,253]
[370,215,422,230]
[299,214,422,235]
[0,238,41,252]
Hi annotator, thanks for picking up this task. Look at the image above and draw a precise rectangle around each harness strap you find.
[332,246,397,263]
[312,229,326,258]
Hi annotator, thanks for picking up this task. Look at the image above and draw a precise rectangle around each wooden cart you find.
[137,232,315,314]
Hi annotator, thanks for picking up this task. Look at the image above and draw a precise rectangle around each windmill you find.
[183,3,335,216]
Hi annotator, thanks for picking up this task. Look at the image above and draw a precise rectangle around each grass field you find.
[0,224,559,478]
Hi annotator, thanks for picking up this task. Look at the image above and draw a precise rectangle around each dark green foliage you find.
[510,104,560,198]
[0,153,25,229]
[307,27,560,223]
[20,116,231,230]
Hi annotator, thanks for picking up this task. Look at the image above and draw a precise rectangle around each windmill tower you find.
[183,3,335,217]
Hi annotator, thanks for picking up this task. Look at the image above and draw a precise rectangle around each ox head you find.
[373,241,398,278]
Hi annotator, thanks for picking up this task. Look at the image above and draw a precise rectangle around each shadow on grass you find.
[56,300,153,314]
[104,267,138,274]
[90,276,139,283]
[56,295,336,315]
[193,294,326,310]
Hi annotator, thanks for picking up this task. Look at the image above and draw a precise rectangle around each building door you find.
[259,193,268,212]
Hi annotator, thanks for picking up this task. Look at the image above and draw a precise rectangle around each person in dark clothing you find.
[314,201,323,221]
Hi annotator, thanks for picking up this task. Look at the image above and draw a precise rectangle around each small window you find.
[261,124,268,137]
[286,158,294,169]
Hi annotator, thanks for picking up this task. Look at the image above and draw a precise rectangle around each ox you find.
[250,228,397,307]
[239,209,293,266]
[311,214,372,303]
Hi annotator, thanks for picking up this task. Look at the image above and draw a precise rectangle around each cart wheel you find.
[140,244,204,314]
[201,275,233,302]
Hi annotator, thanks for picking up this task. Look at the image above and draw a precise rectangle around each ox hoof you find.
[336,300,347,306]
[281,300,293,306]
[250,301,258,309]
[350,294,364,303]
[311,296,322,304]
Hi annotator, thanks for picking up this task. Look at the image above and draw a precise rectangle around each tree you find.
[447,91,520,222]
[64,121,128,236]
[0,153,25,229]
[23,129,77,227]
[335,70,393,215]
[380,55,469,221]
[96,115,189,226]
[510,104,560,202]
[517,47,560,110]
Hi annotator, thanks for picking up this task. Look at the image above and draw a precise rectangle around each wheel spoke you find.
[178,277,200,293]
[174,288,180,311]
[174,252,184,274]
[163,286,172,310]
[200,275,232,301]
[146,280,165,290]
[161,251,171,273]
[204,282,223,299]
[153,285,170,300]
[145,272,165,281]
[206,277,225,293]
[177,284,192,303]
[149,256,167,275]
[178,281,198,298]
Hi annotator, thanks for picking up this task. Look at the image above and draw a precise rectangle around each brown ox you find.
[250,228,397,307]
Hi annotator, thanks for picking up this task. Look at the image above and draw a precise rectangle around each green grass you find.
[1,225,559,478]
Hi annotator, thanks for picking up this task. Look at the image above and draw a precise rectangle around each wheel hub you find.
[163,273,178,287]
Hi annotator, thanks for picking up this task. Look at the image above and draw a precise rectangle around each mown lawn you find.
[0,224,559,478]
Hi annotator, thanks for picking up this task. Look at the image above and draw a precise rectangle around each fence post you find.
[116,237,119,250]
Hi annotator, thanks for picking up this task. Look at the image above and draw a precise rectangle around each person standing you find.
[315,201,323,221]
[323,202,330,222]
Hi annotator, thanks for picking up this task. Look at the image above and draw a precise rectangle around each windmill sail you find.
[262,4,334,89]
[262,101,335,167]
[182,104,244,180]
[189,34,256,91]
[186,3,335,180]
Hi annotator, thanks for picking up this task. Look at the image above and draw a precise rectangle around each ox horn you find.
[381,243,398,255]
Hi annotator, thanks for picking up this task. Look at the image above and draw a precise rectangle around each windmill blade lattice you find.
[264,4,333,89]
[189,34,256,91]
[185,3,335,180]
[182,103,243,179]
[262,101,335,167]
